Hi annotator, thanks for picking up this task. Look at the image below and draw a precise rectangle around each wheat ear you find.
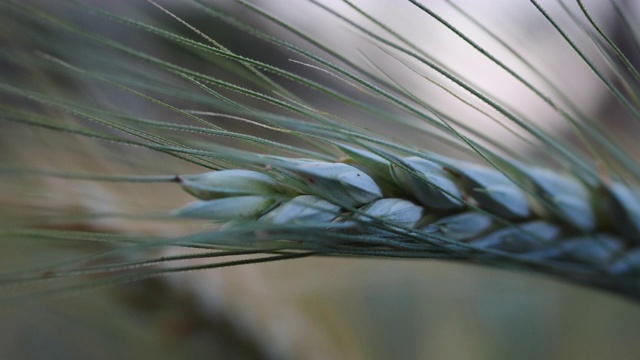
[171,147,640,299]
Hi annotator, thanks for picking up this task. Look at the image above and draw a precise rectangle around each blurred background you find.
[1,1,640,359]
